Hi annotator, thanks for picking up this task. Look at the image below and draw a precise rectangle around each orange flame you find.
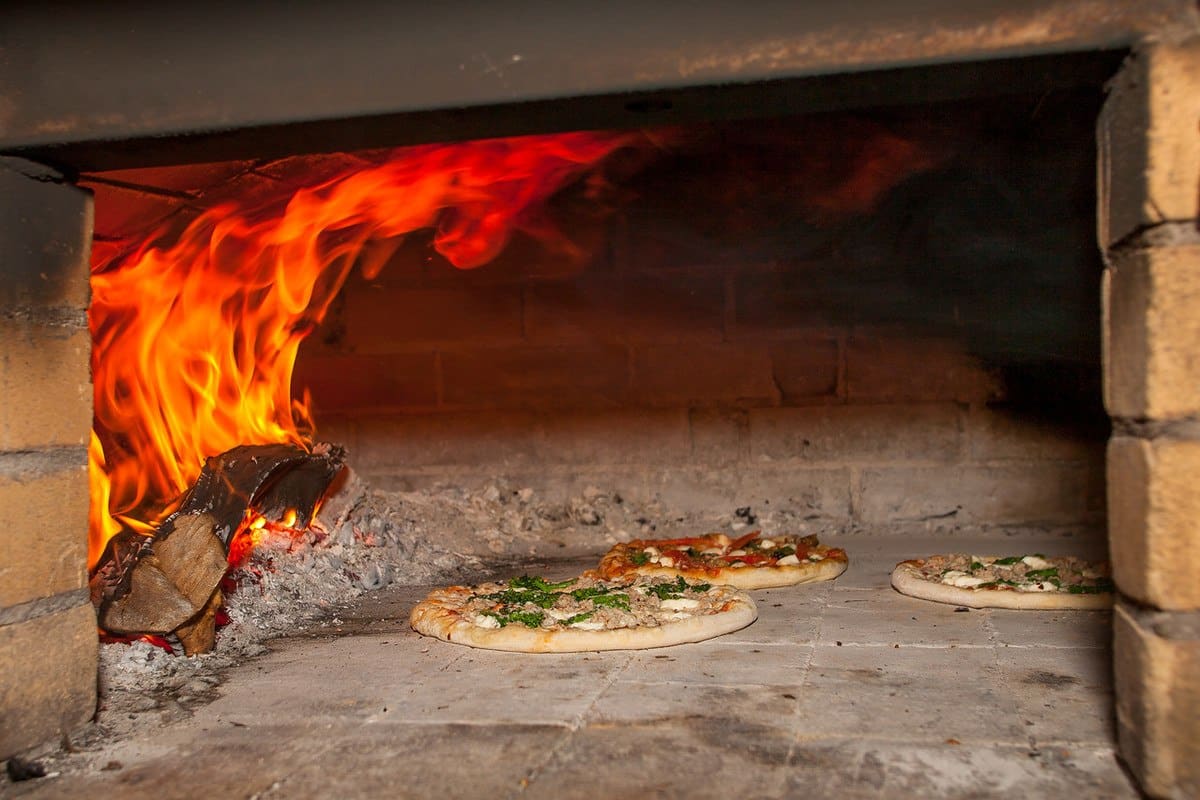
[88,131,640,568]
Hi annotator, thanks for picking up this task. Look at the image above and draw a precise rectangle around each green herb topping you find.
[591,594,631,610]
[629,550,650,565]
[646,576,710,600]
[1025,568,1060,580]
[994,556,1023,565]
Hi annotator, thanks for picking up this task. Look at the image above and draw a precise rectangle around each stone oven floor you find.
[7,535,1136,799]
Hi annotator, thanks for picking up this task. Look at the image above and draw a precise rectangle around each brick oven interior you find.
[1,3,1198,798]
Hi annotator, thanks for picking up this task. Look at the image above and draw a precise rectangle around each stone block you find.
[769,338,840,401]
[76,179,184,241]
[441,345,629,409]
[732,269,831,332]
[0,602,97,759]
[524,273,725,345]
[967,406,1105,462]
[1104,246,1200,419]
[631,342,779,407]
[1114,602,1200,800]
[341,285,524,353]
[689,408,748,467]
[352,411,541,471]
[536,409,691,466]
[83,160,254,196]
[846,336,1000,402]
[0,163,92,311]
[292,351,438,413]
[1099,37,1200,247]
[749,404,961,464]
[0,320,91,450]
[0,453,88,606]
[1108,436,1200,610]
[858,462,1101,524]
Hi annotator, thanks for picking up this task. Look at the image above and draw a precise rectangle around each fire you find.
[88,131,642,568]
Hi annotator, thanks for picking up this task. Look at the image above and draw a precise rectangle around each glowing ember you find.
[88,131,642,568]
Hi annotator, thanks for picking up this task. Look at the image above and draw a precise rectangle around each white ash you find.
[90,478,827,734]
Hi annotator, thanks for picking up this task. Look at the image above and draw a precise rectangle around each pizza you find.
[410,573,756,652]
[596,532,848,589]
[890,553,1115,610]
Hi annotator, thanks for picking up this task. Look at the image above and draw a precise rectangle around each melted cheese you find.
[758,539,776,549]
[948,575,988,589]
[1022,555,1051,569]
[569,620,606,630]
[776,554,801,566]
[472,614,501,629]
[660,597,700,610]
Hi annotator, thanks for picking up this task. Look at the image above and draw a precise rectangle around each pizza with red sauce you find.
[597,532,848,589]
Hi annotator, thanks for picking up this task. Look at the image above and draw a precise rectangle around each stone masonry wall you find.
[293,224,1106,531]
[1100,37,1200,800]
[0,158,97,759]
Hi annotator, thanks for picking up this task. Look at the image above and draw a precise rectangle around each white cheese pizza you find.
[891,553,1114,610]
[410,573,756,652]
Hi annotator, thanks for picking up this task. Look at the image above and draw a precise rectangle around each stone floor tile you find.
[589,681,801,730]
[528,720,794,799]
[719,582,830,644]
[797,645,1027,744]
[621,641,812,687]
[265,723,566,798]
[377,647,630,724]
[989,608,1112,649]
[785,738,1137,798]
[994,646,1116,745]
[9,724,333,799]
[820,587,994,647]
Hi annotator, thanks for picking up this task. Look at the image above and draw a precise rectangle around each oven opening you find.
[1,12,1196,797]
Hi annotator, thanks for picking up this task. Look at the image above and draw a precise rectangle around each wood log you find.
[90,442,347,652]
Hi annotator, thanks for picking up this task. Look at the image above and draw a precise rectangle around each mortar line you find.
[775,583,831,795]
[507,651,635,798]
[980,609,1036,753]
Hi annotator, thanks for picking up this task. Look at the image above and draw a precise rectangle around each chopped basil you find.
[482,588,561,608]
[1025,568,1059,579]
[510,575,574,592]
[994,556,1022,565]
[772,547,796,559]
[646,576,690,600]
[969,561,984,571]
[591,593,630,610]
[480,609,545,628]
[690,582,712,593]
[563,611,595,625]
[571,585,616,601]
[686,547,701,557]
[505,611,546,628]
[629,550,650,565]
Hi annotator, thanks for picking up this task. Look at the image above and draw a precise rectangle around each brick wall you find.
[0,158,97,759]
[1100,36,1200,800]
[293,213,1106,531]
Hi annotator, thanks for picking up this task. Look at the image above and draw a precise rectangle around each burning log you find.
[90,443,345,654]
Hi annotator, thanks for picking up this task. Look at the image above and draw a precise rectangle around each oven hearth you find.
[2,4,1199,798]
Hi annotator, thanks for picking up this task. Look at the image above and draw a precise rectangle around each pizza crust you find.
[597,539,848,589]
[890,562,1113,611]
[410,584,757,653]
[603,557,847,589]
